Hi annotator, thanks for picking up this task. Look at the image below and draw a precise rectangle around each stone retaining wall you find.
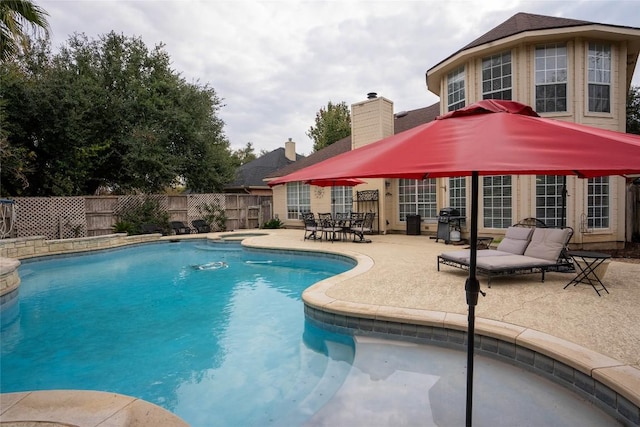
[0,258,21,298]
[0,233,161,260]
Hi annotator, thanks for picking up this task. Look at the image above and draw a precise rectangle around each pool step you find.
[273,340,354,425]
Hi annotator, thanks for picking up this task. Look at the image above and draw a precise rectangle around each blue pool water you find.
[0,240,356,426]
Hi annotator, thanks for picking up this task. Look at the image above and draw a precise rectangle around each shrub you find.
[114,197,170,235]
[113,220,136,234]
[197,203,227,231]
[262,218,283,229]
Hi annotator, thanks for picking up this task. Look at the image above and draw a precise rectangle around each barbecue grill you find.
[436,207,464,243]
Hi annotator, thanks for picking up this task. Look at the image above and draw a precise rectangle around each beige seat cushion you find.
[440,249,511,263]
[523,228,571,261]
[496,227,534,255]
[477,255,556,270]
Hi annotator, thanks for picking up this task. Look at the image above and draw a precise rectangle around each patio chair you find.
[351,212,374,243]
[170,221,192,235]
[318,212,342,242]
[515,217,549,228]
[437,225,574,287]
[141,223,165,235]
[334,212,352,241]
[192,219,211,233]
[302,212,321,240]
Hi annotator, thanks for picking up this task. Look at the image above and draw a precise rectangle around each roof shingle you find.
[266,102,440,179]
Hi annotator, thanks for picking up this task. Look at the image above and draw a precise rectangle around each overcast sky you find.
[39,0,640,155]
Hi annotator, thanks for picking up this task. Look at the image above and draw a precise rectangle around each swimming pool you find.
[0,238,623,426]
[0,240,356,426]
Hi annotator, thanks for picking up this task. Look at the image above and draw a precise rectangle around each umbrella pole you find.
[561,176,567,229]
[465,171,480,427]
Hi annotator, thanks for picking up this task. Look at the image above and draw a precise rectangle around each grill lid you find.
[438,207,460,217]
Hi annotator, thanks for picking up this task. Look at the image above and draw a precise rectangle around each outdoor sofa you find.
[437,225,574,287]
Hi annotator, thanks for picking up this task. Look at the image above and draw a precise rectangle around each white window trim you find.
[286,182,310,220]
[481,175,513,229]
[584,41,614,118]
[447,65,466,112]
[481,50,513,100]
[586,176,610,231]
[531,42,573,117]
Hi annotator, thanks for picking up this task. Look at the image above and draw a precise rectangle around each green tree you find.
[306,101,351,152]
[0,32,235,195]
[231,142,257,167]
[0,0,49,62]
[627,85,640,135]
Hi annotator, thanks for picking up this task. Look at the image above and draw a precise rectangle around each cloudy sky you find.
[39,0,640,155]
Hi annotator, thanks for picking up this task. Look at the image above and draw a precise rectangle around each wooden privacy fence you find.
[1,194,272,239]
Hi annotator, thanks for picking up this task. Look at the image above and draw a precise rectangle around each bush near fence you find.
[1,194,272,239]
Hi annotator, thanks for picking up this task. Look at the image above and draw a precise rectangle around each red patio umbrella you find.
[270,99,640,426]
[269,100,640,182]
[303,178,366,187]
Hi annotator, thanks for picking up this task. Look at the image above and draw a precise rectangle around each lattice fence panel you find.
[14,197,86,239]
[7,193,270,238]
[188,194,226,217]
[187,194,226,231]
[113,195,169,218]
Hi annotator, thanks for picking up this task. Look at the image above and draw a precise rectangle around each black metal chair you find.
[302,212,321,240]
[170,221,192,235]
[334,212,351,241]
[141,223,165,235]
[318,213,342,242]
[351,212,374,243]
[192,219,211,233]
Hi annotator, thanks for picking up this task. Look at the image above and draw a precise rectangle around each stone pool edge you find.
[284,247,640,427]
[238,232,640,426]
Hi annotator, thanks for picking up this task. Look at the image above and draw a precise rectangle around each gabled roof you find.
[461,12,592,51]
[226,147,304,189]
[426,12,640,92]
[266,102,440,180]
[267,137,352,180]
[394,103,440,134]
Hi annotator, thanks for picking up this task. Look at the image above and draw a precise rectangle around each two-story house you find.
[267,12,640,248]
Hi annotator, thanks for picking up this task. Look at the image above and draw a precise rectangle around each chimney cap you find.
[367,92,377,99]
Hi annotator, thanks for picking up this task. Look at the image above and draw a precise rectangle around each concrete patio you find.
[245,229,639,370]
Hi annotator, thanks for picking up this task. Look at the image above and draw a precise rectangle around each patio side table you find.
[564,251,611,296]
[477,236,494,250]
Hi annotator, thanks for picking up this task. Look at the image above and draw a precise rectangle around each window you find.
[483,175,512,228]
[535,43,567,112]
[331,186,353,216]
[286,182,310,220]
[398,178,437,221]
[535,175,565,228]
[588,43,611,113]
[587,177,609,229]
[482,51,512,100]
[447,66,465,111]
[448,177,467,219]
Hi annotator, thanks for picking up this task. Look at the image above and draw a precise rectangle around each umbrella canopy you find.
[268,99,640,183]
[270,99,640,426]
[302,178,366,187]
